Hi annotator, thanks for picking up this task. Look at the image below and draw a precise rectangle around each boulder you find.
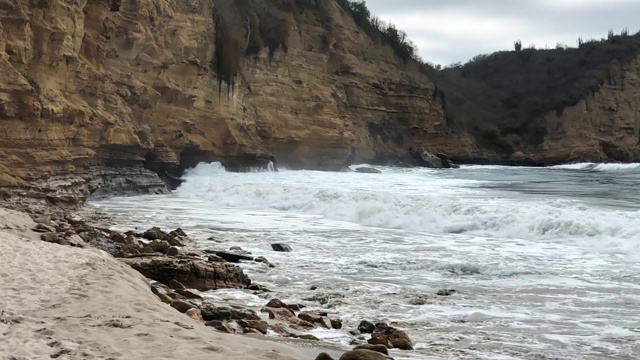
[109,232,127,243]
[298,311,331,329]
[265,308,314,328]
[40,232,64,244]
[185,308,203,321]
[355,167,382,174]
[368,331,390,347]
[170,300,195,313]
[315,353,335,360]
[215,251,254,263]
[254,256,275,268]
[436,289,457,296]
[271,243,292,252]
[265,299,290,310]
[32,223,56,233]
[143,227,170,241]
[387,329,413,350]
[204,320,234,333]
[436,153,460,169]
[229,246,251,254]
[169,228,188,238]
[168,279,187,290]
[372,323,413,350]
[331,318,343,330]
[339,349,391,360]
[358,320,376,334]
[65,234,87,247]
[199,303,261,322]
[120,256,251,291]
[353,345,388,355]
[166,246,181,256]
[237,319,268,334]
[156,293,173,304]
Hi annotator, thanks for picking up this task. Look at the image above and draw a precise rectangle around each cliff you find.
[0,0,455,204]
[434,34,640,165]
[1,0,639,205]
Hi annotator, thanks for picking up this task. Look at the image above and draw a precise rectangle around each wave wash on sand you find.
[0,207,306,360]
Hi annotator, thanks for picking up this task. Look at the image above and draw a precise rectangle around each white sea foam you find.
[552,162,640,172]
[93,162,640,359]
[177,162,640,259]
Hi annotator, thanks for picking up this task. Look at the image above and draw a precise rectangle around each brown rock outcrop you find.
[120,255,251,291]
[0,0,447,203]
[1,0,639,205]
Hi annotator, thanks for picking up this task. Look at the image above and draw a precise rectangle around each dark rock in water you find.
[331,318,343,329]
[353,344,388,355]
[408,147,459,169]
[436,289,457,296]
[309,285,318,291]
[254,256,275,268]
[166,246,181,256]
[143,227,169,241]
[120,256,251,291]
[371,323,413,350]
[169,228,187,238]
[367,331,390,347]
[436,153,460,169]
[265,298,290,309]
[358,320,376,334]
[271,243,292,252]
[215,251,254,263]
[247,284,271,292]
[355,167,382,174]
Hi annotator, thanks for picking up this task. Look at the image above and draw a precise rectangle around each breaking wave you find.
[177,163,640,257]
[552,162,640,172]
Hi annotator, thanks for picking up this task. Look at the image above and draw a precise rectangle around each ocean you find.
[91,163,640,359]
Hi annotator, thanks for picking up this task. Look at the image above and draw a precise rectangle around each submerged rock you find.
[436,289,457,296]
[271,243,292,252]
[409,147,459,169]
[358,320,376,334]
[355,167,382,174]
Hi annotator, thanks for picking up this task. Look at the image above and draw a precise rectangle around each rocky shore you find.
[5,203,421,360]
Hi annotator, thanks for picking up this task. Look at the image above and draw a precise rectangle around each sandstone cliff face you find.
[535,57,640,164]
[1,0,639,204]
[0,0,452,202]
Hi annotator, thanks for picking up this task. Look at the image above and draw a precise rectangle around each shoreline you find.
[0,206,313,360]
[0,203,410,360]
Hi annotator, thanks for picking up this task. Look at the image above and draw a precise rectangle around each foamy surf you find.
[92,162,640,359]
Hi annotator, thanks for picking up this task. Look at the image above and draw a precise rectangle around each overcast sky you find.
[364,0,640,66]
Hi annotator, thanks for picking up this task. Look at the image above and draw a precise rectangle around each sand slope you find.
[0,207,307,360]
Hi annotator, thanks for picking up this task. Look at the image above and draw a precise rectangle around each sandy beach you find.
[0,207,309,360]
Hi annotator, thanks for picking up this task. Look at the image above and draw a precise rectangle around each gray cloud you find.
[362,0,640,65]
